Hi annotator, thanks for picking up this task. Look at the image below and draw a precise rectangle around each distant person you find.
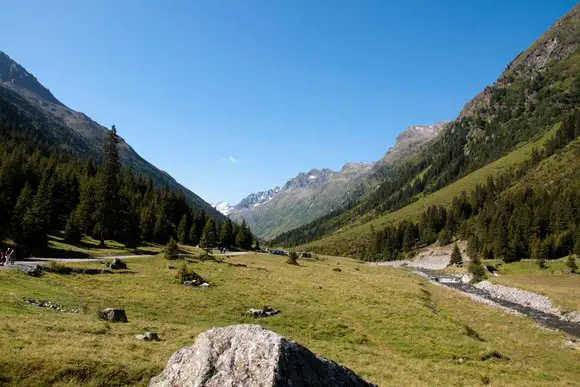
[0,251,5,266]
[6,248,14,265]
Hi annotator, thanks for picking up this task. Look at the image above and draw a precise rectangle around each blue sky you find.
[0,0,576,204]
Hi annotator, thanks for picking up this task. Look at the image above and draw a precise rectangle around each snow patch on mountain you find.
[212,201,234,216]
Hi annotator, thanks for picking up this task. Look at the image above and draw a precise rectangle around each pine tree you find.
[64,207,84,244]
[188,222,199,246]
[468,253,487,282]
[219,219,234,248]
[236,220,253,250]
[165,237,179,260]
[21,175,53,249]
[11,184,34,244]
[96,126,120,247]
[177,214,189,244]
[574,235,580,256]
[531,238,548,270]
[199,218,217,251]
[449,243,463,266]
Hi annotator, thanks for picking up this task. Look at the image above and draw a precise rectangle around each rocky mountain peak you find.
[0,50,61,106]
[379,121,448,165]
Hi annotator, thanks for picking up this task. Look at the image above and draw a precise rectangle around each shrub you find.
[47,260,72,275]
[165,237,179,260]
[286,250,298,265]
[566,255,578,273]
[176,263,205,284]
[468,254,487,282]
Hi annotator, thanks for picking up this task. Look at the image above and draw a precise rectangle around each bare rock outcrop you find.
[150,324,375,387]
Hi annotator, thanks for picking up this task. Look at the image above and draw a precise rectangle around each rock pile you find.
[246,306,280,318]
[150,324,375,387]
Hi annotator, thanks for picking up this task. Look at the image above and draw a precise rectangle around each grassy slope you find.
[300,127,558,257]
[0,254,579,386]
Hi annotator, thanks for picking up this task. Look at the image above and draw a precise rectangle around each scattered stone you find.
[167,264,177,270]
[333,267,342,272]
[99,308,128,323]
[136,332,160,341]
[25,297,80,313]
[18,264,44,277]
[183,280,211,288]
[564,338,580,350]
[246,306,281,318]
[150,324,376,387]
[105,258,127,270]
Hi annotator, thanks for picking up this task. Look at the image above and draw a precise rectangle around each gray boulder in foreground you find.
[150,324,375,387]
[99,308,128,323]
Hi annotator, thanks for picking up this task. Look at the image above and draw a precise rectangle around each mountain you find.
[272,4,580,256]
[212,201,234,216]
[227,162,372,239]
[378,122,449,166]
[0,50,222,220]
[225,120,447,240]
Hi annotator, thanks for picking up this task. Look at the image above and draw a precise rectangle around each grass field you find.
[300,126,561,257]
[0,253,578,386]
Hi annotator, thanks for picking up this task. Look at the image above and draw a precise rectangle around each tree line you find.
[0,99,254,254]
[363,109,580,262]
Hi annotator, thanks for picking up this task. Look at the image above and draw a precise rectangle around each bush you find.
[176,263,205,284]
[165,237,179,260]
[286,250,298,265]
[566,255,578,273]
[47,260,72,275]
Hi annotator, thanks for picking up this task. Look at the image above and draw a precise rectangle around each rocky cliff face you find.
[379,122,449,166]
[150,324,375,387]
[0,50,221,219]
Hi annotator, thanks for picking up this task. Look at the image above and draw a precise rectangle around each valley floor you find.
[0,252,579,386]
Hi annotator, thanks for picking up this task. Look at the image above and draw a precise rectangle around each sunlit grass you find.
[0,253,578,385]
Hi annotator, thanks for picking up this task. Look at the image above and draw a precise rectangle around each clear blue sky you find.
[0,0,576,204]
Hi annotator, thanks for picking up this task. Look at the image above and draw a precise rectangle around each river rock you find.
[246,306,280,318]
[149,324,375,387]
[19,264,44,277]
[461,272,474,283]
[100,308,128,323]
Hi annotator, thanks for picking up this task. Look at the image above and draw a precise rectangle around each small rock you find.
[100,308,128,323]
[18,264,44,277]
[246,306,280,318]
[333,267,342,272]
[136,332,160,341]
[199,283,210,288]
[167,264,177,270]
[461,272,474,284]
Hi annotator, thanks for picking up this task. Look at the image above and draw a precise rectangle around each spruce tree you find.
[11,184,34,245]
[449,243,463,266]
[177,214,189,244]
[165,237,179,260]
[236,220,253,250]
[199,218,217,251]
[64,208,84,244]
[468,252,487,282]
[21,175,53,249]
[219,219,234,248]
[188,222,199,246]
[96,126,120,247]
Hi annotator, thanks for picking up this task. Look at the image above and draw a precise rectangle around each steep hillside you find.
[0,50,221,219]
[273,4,580,255]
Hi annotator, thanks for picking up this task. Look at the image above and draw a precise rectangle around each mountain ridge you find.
[0,50,222,220]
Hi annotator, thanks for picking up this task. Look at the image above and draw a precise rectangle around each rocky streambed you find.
[415,268,580,338]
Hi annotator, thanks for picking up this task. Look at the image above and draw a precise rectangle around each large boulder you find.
[150,324,375,387]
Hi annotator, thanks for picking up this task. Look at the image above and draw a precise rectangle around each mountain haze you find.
[0,51,221,219]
